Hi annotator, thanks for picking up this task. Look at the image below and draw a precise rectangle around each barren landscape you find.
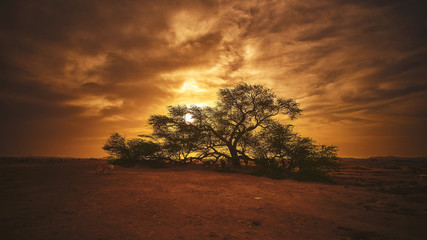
[1,157,426,240]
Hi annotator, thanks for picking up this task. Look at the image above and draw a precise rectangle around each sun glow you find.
[184,113,194,123]
[179,79,206,93]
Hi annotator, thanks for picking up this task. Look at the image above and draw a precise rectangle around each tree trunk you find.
[228,147,242,168]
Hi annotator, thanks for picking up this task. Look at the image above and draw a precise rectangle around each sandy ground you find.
[1,157,426,240]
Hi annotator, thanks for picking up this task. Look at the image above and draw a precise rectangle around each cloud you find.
[0,0,426,157]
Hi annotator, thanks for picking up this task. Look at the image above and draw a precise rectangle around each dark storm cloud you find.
[222,0,427,156]
[368,52,427,82]
[0,0,220,156]
[0,0,426,157]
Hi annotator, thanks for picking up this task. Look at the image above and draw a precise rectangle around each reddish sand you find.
[1,157,426,240]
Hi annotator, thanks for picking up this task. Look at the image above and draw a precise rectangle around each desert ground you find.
[1,157,426,240]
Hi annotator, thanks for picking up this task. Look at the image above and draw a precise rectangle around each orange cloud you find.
[1,0,426,157]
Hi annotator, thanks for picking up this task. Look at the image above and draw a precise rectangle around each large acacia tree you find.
[105,83,338,176]
[149,83,302,167]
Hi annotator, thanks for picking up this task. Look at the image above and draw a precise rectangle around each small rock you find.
[251,220,261,226]
[207,232,218,238]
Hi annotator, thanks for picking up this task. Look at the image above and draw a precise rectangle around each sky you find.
[1,0,426,158]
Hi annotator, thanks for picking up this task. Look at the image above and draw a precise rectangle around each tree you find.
[250,121,296,170]
[103,133,128,160]
[104,83,339,178]
[251,123,339,174]
[192,83,301,167]
[150,83,302,168]
[103,133,160,167]
[287,138,339,174]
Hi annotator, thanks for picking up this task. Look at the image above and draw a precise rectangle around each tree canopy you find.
[149,83,302,167]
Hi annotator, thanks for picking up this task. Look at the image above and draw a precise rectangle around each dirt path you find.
[1,159,426,239]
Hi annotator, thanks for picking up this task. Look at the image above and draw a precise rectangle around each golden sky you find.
[1,0,426,158]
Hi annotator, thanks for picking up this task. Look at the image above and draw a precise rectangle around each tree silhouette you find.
[149,106,205,164]
[103,133,160,167]
[103,133,127,160]
[192,83,301,167]
[150,83,301,167]
[104,83,339,177]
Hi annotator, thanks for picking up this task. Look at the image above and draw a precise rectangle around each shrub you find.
[103,133,161,167]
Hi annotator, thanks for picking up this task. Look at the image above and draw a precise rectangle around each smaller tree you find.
[288,139,339,174]
[103,133,160,167]
[250,121,339,178]
[251,121,295,169]
[103,133,128,160]
[127,138,160,161]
